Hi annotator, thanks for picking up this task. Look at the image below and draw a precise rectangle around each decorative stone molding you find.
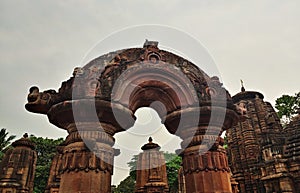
[0,134,37,193]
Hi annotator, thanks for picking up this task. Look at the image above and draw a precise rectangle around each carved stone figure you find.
[72,67,84,77]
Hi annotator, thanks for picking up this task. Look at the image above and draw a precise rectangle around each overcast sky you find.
[1,0,299,185]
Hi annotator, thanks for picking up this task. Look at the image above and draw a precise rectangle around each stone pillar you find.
[230,176,239,193]
[58,123,116,193]
[45,144,64,193]
[178,167,186,193]
[47,99,135,193]
[0,134,37,193]
[166,106,238,193]
[181,144,232,193]
[135,137,169,193]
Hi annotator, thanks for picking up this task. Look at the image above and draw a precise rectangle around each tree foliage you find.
[164,152,182,193]
[223,136,228,149]
[275,92,300,123]
[114,152,182,193]
[127,154,139,180]
[0,128,16,161]
[113,176,136,193]
[29,135,64,193]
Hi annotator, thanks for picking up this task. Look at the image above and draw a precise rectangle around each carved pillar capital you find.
[181,145,230,174]
[44,99,135,193]
[165,106,237,193]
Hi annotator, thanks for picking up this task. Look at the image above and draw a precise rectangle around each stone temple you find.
[0,41,299,193]
[226,86,300,193]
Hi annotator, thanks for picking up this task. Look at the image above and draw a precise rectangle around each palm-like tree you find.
[0,128,16,152]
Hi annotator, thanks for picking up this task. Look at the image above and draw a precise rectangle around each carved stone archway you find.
[26,40,238,193]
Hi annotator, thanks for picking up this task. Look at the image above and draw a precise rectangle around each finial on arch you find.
[141,137,160,150]
[240,79,245,92]
[143,39,159,48]
[148,137,153,143]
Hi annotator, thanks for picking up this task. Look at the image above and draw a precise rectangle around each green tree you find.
[164,152,182,193]
[29,135,64,193]
[113,176,135,193]
[0,128,16,161]
[275,92,300,123]
[223,136,228,149]
[127,154,139,180]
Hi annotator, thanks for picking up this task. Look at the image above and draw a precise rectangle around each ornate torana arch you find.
[26,40,238,193]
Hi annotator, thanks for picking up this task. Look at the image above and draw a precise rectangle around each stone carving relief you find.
[182,150,230,174]
[235,100,247,116]
[72,67,84,77]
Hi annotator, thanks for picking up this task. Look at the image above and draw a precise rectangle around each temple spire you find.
[23,133,28,138]
[240,79,245,92]
[0,133,37,193]
[141,137,160,150]
[143,39,159,48]
[135,138,168,193]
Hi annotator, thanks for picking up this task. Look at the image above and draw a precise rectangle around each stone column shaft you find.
[181,140,232,193]
[57,123,116,193]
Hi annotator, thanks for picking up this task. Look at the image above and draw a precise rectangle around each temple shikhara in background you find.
[135,137,169,193]
[226,86,300,193]
[0,41,299,193]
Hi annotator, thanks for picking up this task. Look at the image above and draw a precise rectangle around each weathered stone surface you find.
[135,138,169,193]
[0,134,37,193]
[167,104,238,193]
[227,87,299,193]
[178,166,186,193]
[45,143,64,193]
[283,112,300,191]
